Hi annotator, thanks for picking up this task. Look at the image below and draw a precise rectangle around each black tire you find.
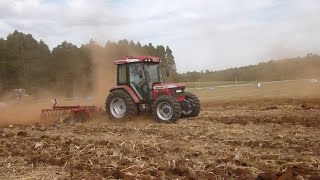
[181,91,200,118]
[105,89,138,121]
[152,95,181,123]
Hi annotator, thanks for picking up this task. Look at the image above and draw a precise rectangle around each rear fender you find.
[109,85,141,103]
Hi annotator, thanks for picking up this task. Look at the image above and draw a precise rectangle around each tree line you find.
[178,53,320,82]
[0,30,177,97]
[1,30,319,97]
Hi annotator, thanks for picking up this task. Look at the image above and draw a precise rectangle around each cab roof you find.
[114,56,161,65]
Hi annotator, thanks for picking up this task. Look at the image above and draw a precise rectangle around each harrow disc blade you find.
[41,105,101,123]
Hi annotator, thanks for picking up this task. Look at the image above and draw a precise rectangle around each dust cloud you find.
[0,102,49,128]
[87,42,116,106]
[0,41,119,127]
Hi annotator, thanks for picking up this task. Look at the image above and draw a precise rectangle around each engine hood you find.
[153,83,186,90]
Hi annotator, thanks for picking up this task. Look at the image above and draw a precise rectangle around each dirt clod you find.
[17,131,28,137]
[172,165,189,176]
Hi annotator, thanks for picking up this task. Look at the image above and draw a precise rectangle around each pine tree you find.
[165,46,177,81]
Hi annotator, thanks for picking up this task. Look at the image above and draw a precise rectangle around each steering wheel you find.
[132,80,145,89]
[138,79,146,87]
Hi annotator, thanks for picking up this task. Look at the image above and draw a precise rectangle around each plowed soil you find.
[0,98,319,179]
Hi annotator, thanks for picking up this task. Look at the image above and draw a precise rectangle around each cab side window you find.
[129,64,144,83]
[129,63,147,100]
[118,65,127,85]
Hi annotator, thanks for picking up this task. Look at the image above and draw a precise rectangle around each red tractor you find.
[106,56,200,123]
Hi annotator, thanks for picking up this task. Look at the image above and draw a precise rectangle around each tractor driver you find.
[130,65,147,99]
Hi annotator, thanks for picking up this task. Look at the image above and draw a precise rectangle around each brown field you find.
[0,79,320,179]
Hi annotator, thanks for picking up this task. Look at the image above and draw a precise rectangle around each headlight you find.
[175,89,183,93]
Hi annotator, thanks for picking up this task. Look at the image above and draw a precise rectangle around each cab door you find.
[128,63,148,100]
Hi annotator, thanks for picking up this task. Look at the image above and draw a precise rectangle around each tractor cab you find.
[106,56,200,123]
[114,56,185,102]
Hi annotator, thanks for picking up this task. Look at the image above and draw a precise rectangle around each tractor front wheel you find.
[181,91,200,118]
[106,89,137,121]
[152,95,181,123]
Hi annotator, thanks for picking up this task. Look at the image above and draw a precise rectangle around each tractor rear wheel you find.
[106,89,137,121]
[152,95,181,123]
[181,92,200,118]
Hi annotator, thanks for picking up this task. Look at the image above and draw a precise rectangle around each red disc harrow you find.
[41,99,100,122]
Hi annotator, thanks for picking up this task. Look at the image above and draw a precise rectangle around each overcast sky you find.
[1,0,320,72]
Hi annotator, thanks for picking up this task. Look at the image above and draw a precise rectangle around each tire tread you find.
[182,91,200,118]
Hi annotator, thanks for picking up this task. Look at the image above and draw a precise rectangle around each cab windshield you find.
[144,63,164,88]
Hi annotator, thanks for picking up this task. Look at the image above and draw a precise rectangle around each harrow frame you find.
[41,99,99,122]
